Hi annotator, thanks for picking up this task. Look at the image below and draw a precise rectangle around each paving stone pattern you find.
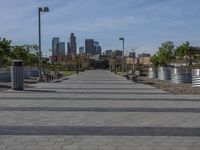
[0,70,200,150]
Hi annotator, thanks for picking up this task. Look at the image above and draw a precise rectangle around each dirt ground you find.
[138,76,200,95]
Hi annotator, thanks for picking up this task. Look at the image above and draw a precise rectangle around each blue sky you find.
[0,0,200,56]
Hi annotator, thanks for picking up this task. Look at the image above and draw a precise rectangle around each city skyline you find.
[0,0,200,56]
[67,33,77,55]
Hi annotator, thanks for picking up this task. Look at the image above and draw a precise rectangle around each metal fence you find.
[0,72,11,82]
[0,68,39,82]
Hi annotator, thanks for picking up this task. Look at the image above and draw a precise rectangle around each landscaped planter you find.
[158,67,171,80]
[192,69,200,87]
[171,68,192,84]
[148,67,158,78]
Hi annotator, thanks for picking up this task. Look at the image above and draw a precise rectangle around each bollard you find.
[11,60,24,90]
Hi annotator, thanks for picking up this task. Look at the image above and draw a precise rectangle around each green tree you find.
[11,44,39,67]
[25,44,39,67]
[11,45,29,65]
[175,41,194,66]
[150,53,159,67]
[158,41,175,66]
[0,38,12,67]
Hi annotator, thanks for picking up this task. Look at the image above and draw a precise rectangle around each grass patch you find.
[60,71,76,77]
[116,72,124,76]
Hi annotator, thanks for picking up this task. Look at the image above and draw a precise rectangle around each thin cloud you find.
[0,0,200,55]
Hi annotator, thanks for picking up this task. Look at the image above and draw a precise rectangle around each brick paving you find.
[0,70,200,149]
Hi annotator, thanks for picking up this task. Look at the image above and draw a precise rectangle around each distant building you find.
[126,57,138,65]
[137,53,152,65]
[52,37,59,56]
[138,57,152,65]
[105,50,112,57]
[138,53,151,58]
[192,46,200,54]
[129,52,136,58]
[113,50,123,56]
[58,42,65,55]
[85,39,102,56]
[85,39,94,55]
[79,47,84,54]
[67,33,77,55]
[94,41,102,55]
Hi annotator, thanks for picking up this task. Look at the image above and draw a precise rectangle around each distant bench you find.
[126,71,140,83]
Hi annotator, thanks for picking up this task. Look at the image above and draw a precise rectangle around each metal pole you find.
[38,8,42,81]
[122,39,124,75]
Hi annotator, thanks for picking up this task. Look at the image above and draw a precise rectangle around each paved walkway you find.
[0,70,200,150]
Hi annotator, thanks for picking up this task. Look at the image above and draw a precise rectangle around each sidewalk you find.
[0,70,200,150]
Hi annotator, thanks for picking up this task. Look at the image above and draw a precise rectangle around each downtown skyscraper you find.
[67,33,77,55]
[85,39,102,55]
[85,39,94,55]
[52,37,65,56]
[58,42,65,55]
[52,37,59,56]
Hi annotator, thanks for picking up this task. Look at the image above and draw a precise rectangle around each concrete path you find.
[0,70,200,150]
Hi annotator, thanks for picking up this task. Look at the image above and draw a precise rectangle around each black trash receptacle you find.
[11,60,24,90]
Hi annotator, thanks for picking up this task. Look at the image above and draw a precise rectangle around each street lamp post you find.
[119,37,125,75]
[38,7,49,81]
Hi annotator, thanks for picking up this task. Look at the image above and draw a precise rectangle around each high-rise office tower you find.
[113,50,123,56]
[58,42,65,55]
[85,39,94,55]
[79,47,84,54]
[52,37,59,56]
[67,33,77,55]
[129,52,136,58]
[105,50,112,57]
[97,46,102,55]
[94,41,102,55]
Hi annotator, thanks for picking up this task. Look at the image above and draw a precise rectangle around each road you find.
[0,70,200,150]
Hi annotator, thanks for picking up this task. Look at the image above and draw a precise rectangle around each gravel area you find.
[138,76,200,95]
[0,85,11,92]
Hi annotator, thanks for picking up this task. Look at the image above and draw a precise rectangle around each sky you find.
[0,0,200,56]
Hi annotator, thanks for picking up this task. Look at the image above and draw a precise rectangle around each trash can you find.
[11,60,24,90]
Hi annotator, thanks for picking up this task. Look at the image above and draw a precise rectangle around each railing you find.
[0,68,39,82]
[0,72,11,82]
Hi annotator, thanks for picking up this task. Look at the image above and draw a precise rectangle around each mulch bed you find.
[138,76,200,95]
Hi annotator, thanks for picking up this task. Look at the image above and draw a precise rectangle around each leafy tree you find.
[151,41,175,67]
[158,41,175,66]
[11,44,39,67]
[175,41,194,66]
[150,53,159,67]
[11,46,29,64]
[0,38,12,67]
